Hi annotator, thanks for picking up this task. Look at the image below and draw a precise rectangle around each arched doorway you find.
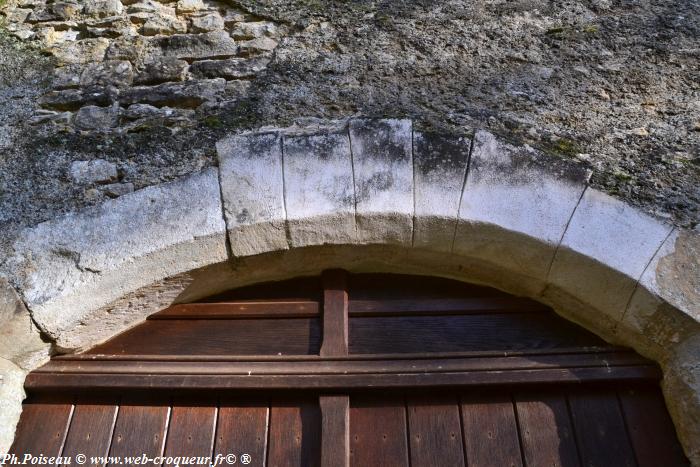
[9,272,688,466]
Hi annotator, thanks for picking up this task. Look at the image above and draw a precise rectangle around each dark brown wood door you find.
[11,272,689,467]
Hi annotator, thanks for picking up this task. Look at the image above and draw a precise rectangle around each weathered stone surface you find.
[141,14,187,36]
[84,0,124,18]
[152,31,237,61]
[413,131,470,252]
[50,38,110,64]
[237,37,277,56]
[69,159,118,184]
[189,56,269,80]
[349,119,414,245]
[0,277,51,370]
[619,229,700,354]
[189,12,224,33]
[38,88,111,111]
[101,182,135,198]
[73,105,121,130]
[6,168,228,350]
[134,57,188,85]
[283,132,356,247]
[455,130,589,285]
[548,188,674,325]
[0,359,26,454]
[80,60,134,88]
[217,132,289,257]
[176,0,204,13]
[230,21,279,39]
[119,78,225,108]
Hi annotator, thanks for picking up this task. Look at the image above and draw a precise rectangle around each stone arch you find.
[1,119,698,462]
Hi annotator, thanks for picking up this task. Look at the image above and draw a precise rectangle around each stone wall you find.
[0,119,698,462]
[2,0,285,131]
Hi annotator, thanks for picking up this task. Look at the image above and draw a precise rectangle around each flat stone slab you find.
[283,131,356,247]
[413,131,471,252]
[6,168,227,349]
[454,130,589,286]
[549,188,673,323]
[349,119,414,245]
[217,132,289,257]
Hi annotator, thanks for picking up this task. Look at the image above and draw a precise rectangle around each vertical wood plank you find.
[460,393,523,467]
[163,403,216,467]
[514,392,580,467]
[320,396,350,467]
[9,400,73,456]
[568,390,636,467]
[267,400,321,467]
[407,396,465,467]
[214,403,269,467]
[619,387,689,467]
[62,400,119,467]
[321,269,348,357]
[350,398,408,467]
[108,400,169,466]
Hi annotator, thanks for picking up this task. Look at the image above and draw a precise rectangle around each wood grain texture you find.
[618,386,689,467]
[62,401,119,467]
[267,400,321,467]
[568,390,637,467]
[321,269,349,357]
[349,313,605,354]
[163,404,216,467]
[9,399,73,456]
[214,403,269,467]
[407,396,465,467]
[87,318,321,356]
[350,398,408,467]
[514,391,580,467]
[108,400,169,465]
[460,393,523,467]
[151,301,319,319]
[320,396,349,467]
[349,297,547,315]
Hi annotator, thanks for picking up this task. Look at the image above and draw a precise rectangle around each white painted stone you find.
[549,188,673,322]
[217,132,289,257]
[349,119,414,244]
[0,358,26,454]
[413,131,470,252]
[454,130,589,284]
[6,168,228,350]
[283,131,356,247]
[0,276,51,370]
[619,229,700,353]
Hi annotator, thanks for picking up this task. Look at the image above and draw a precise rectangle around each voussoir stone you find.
[349,119,414,245]
[413,131,471,252]
[547,188,673,329]
[217,132,289,257]
[454,130,589,292]
[0,358,26,454]
[283,131,357,247]
[5,168,228,350]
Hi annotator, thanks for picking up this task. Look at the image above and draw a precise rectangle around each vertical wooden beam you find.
[320,395,350,467]
[321,269,349,357]
[320,269,350,467]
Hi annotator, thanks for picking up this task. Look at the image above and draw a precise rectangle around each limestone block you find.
[283,131,356,247]
[0,359,26,455]
[549,188,673,324]
[39,88,111,111]
[0,277,51,370]
[349,119,414,245]
[50,38,110,65]
[189,12,224,33]
[454,130,589,284]
[619,229,700,353]
[83,0,124,18]
[237,37,278,56]
[73,105,121,130]
[152,31,237,61]
[413,131,470,252]
[217,132,289,257]
[189,57,270,80]
[6,169,228,350]
[70,159,118,184]
[119,78,225,108]
[134,58,188,85]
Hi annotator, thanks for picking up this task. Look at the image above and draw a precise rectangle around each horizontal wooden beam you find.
[38,352,652,375]
[149,301,320,319]
[348,298,548,316]
[53,346,631,362]
[24,366,661,392]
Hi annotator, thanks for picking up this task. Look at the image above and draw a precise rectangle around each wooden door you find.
[11,272,689,466]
